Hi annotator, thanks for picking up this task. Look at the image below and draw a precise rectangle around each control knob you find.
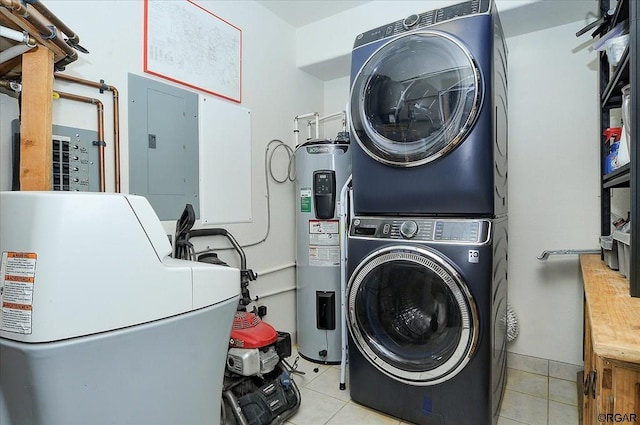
[403,14,420,29]
[400,220,418,239]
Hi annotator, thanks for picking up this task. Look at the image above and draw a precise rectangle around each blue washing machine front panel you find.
[346,214,508,424]
[349,0,507,217]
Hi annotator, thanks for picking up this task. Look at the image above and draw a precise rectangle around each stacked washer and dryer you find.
[345,1,508,424]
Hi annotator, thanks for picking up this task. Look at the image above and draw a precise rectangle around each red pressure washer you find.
[173,204,302,425]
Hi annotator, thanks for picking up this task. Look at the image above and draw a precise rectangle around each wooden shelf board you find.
[581,254,640,363]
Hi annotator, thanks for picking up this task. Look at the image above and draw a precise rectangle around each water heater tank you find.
[295,139,351,364]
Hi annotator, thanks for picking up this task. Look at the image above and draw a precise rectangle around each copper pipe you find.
[54,90,106,192]
[111,86,120,193]
[25,9,77,64]
[0,0,28,17]
[30,0,80,46]
[54,73,121,192]
[0,78,19,98]
[1,0,78,67]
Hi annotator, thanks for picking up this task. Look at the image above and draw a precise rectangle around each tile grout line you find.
[547,371,551,425]
[300,385,353,405]
[498,415,531,425]
[296,353,580,425]
[322,400,350,425]
[507,363,581,411]
[505,387,549,401]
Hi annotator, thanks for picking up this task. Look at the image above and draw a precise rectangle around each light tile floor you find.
[285,349,580,425]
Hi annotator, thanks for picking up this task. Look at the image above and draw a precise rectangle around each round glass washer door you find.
[347,246,478,385]
[350,31,483,167]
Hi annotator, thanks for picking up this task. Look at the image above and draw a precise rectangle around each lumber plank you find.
[581,254,640,363]
[19,46,53,190]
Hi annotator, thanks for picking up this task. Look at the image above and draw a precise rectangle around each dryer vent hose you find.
[506,303,519,343]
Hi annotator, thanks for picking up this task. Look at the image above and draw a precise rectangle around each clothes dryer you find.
[346,215,507,424]
[349,0,507,217]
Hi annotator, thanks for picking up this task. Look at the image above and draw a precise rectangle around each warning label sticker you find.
[1,252,37,334]
[309,246,341,267]
[308,220,340,266]
[309,220,339,235]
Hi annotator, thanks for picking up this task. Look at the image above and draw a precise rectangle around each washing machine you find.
[346,215,507,425]
[349,0,507,217]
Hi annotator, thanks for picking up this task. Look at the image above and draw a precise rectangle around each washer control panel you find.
[399,220,418,239]
[351,217,490,244]
[353,0,490,49]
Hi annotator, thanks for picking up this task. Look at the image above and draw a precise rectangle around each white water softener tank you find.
[0,192,240,425]
[295,137,351,364]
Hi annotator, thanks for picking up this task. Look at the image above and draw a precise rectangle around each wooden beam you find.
[20,46,53,191]
[0,9,67,60]
[0,55,22,78]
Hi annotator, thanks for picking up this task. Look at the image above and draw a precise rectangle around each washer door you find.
[347,246,478,385]
[350,31,482,167]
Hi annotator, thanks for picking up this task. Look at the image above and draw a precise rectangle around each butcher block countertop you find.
[581,254,640,364]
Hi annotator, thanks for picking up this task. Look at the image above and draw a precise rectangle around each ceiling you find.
[256,0,369,27]
[256,0,599,38]
[257,0,598,80]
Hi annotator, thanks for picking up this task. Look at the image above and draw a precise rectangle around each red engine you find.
[229,311,278,349]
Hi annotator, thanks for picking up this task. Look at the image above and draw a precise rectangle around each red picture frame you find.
[143,0,242,103]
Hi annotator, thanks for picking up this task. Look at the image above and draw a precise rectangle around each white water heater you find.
[295,138,351,364]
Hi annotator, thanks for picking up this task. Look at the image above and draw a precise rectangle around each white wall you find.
[0,1,602,363]
[296,0,587,80]
[321,76,350,140]
[0,0,325,336]
[319,18,599,365]
[506,21,599,365]
[298,0,484,72]
[508,22,600,364]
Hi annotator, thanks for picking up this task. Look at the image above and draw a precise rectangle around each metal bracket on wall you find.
[537,249,601,261]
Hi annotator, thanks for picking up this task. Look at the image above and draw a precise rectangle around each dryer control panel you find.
[353,0,491,48]
[350,216,491,244]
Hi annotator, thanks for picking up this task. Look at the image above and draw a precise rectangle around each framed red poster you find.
[143,0,242,103]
